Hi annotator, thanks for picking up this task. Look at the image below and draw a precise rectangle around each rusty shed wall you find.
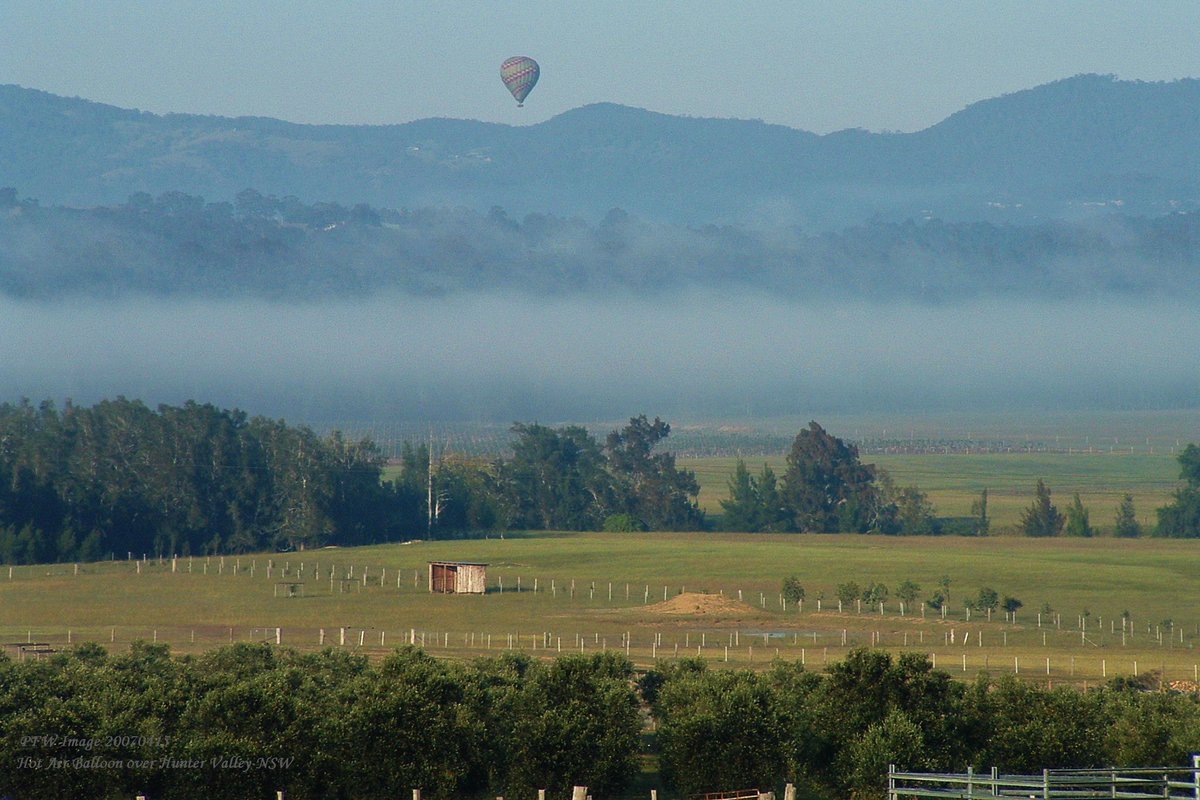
[428,562,487,593]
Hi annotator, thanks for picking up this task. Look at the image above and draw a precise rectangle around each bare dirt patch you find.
[644,591,762,618]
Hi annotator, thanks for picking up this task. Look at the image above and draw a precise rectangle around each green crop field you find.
[382,408,1194,531]
[3,532,1200,688]
[686,451,1182,531]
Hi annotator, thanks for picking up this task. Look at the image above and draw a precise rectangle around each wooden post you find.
[413,790,421,800]
[572,786,587,800]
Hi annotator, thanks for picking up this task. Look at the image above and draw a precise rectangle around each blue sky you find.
[3,1,1199,133]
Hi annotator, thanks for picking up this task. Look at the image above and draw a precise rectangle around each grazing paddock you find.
[685,451,1179,532]
[2,533,1199,687]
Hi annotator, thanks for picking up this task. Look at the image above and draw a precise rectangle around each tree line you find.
[4,643,1200,800]
[4,187,1200,301]
[1013,455,1200,538]
[721,423,1200,538]
[0,399,702,564]
[782,575,1024,620]
[0,398,398,564]
[3,402,1198,565]
[0,643,640,800]
[719,421,984,535]
[648,648,1200,798]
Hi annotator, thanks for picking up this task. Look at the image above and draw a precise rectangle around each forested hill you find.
[1,189,1198,301]
[2,74,1199,227]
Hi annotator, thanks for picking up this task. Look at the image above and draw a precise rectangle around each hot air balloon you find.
[500,56,539,106]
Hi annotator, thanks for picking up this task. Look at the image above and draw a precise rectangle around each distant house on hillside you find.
[428,561,488,594]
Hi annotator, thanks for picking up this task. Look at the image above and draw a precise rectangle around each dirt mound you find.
[647,592,758,617]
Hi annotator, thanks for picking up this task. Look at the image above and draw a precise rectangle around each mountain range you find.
[3,74,1199,229]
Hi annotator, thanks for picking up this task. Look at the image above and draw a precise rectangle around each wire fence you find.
[5,557,1200,684]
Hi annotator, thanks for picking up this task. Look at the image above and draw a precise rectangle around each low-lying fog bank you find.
[2,292,1196,422]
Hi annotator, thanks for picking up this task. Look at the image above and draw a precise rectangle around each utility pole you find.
[427,430,434,535]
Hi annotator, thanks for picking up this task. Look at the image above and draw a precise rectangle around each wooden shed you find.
[428,561,488,594]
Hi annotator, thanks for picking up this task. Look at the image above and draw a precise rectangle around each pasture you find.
[5,408,1197,686]
[3,532,1199,688]
[687,451,1182,531]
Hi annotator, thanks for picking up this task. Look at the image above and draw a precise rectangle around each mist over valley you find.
[2,292,1195,423]
[2,76,1199,423]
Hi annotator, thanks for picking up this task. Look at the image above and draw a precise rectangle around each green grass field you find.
[686,451,1182,532]
[3,532,1199,688]
[5,412,1197,686]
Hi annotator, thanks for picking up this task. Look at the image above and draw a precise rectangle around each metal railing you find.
[889,758,1200,800]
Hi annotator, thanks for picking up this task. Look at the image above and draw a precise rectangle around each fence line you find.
[5,558,1200,684]
[6,556,1198,651]
[4,624,1200,688]
[889,759,1200,800]
[6,556,1197,639]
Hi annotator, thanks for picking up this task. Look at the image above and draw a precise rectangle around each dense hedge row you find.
[0,644,640,800]
[5,644,1200,800]
[648,649,1200,798]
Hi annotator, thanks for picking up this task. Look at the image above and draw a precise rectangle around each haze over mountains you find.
[3,74,1199,228]
[2,74,1199,420]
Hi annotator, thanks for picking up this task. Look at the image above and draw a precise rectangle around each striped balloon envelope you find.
[500,56,540,106]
